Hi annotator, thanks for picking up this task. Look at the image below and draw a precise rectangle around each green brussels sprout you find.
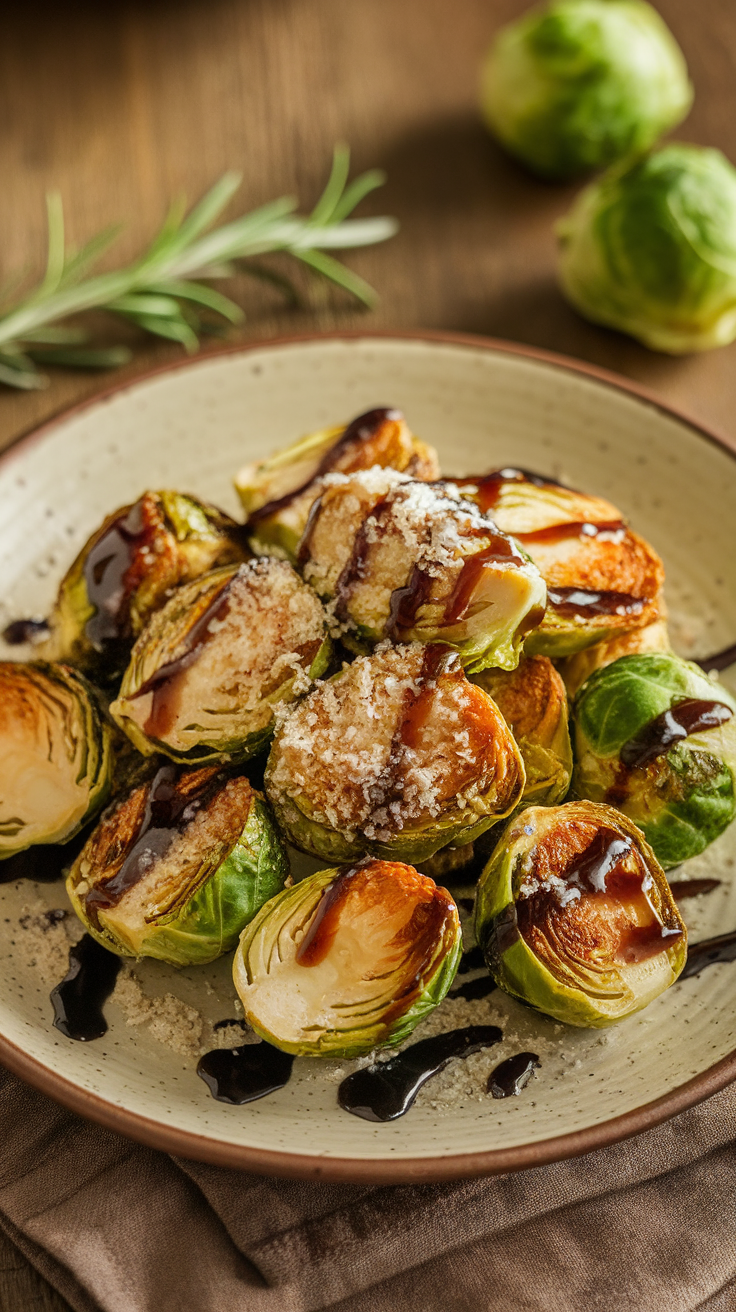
[0,661,114,860]
[298,467,546,671]
[67,764,288,964]
[455,467,664,656]
[560,618,670,698]
[235,407,440,561]
[233,857,462,1057]
[266,641,526,864]
[558,144,736,353]
[40,490,248,683]
[572,653,736,868]
[475,801,686,1027]
[110,558,331,764]
[480,0,692,181]
[472,655,572,809]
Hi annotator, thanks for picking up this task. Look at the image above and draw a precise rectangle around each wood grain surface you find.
[1,0,736,1307]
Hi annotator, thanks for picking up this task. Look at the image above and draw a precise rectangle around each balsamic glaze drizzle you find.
[457,945,485,975]
[487,1052,540,1099]
[337,1025,503,1122]
[50,935,121,1041]
[2,618,50,645]
[546,587,647,619]
[197,1043,294,1104]
[670,879,722,901]
[620,698,733,770]
[697,644,736,674]
[681,931,736,979]
[451,975,497,1002]
[0,828,91,885]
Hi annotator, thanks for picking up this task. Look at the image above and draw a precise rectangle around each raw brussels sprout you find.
[455,467,664,656]
[298,467,546,671]
[475,801,686,1027]
[40,491,248,682]
[558,144,736,353]
[233,857,462,1057]
[110,558,331,764]
[266,642,525,864]
[560,618,670,698]
[0,662,114,860]
[480,0,692,181]
[472,655,572,809]
[67,763,288,964]
[236,407,440,560]
[572,653,736,868]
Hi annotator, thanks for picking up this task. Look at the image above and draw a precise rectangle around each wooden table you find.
[1,0,735,1306]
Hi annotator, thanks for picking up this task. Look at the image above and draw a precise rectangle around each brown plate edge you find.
[1,326,735,1183]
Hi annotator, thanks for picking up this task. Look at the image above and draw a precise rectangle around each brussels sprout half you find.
[266,642,526,864]
[298,467,546,671]
[0,662,114,860]
[475,801,686,1027]
[558,144,736,353]
[560,619,670,698]
[67,764,288,965]
[455,467,664,656]
[235,407,440,560]
[472,655,572,810]
[480,0,692,181]
[110,558,331,764]
[573,653,736,868]
[40,490,248,682]
[233,858,462,1057]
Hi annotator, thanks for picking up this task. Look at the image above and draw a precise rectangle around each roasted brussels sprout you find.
[298,467,546,671]
[67,764,288,964]
[472,655,572,810]
[475,801,686,1027]
[236,407,440,560]
[40,491,248,682]
[266,642,525,864]
[573,653,736,868]
[560,618,670,698]
[558,144,736,353]
[233,857,462,1056]
[480,0,692,181]
[0,662,114,860]
[455,467,664,656]
[110,558,331,764]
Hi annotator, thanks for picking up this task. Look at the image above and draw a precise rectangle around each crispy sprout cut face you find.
[0,662,113,859]
[236,408,440,560]
[67,764,288,964]
[110,558,331,764]
[559,619,670,698]
[475,802,686,1027]
[266,642,526,864]
[573,653,736,868]
[472,655,572,809]
[40,491,248,681]
[233,858,462,1057]
[454,468,664,656]
[297,467,546,671]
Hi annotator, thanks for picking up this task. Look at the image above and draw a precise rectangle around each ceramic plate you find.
[1,332,735,1183]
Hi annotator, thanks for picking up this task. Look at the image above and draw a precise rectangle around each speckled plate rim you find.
[1,328,735,1184]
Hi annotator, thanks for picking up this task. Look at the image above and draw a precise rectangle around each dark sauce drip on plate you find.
[487,1052,540,1099]
[131,574,237,740]
[2,617,50,645]
[83,500,148,650]
[0,827,92,885]
[197,1042,294,1104]
[457,944,485,974]
[337,1025,503,1122]
[681,931,736,979]
[546,587,647,619]
[696,643,736,673]
[517,827,682,966]
[50,934,121,1041]
[250,407,401,525]
[84,763,225,924]
[451,974,497,1002]
[620,698,733,770]
[670,879,722,901]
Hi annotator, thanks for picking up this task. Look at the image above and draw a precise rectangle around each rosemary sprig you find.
[0,146,398,390]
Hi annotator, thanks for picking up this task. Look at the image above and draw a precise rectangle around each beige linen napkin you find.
[0,1065,734,1312]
